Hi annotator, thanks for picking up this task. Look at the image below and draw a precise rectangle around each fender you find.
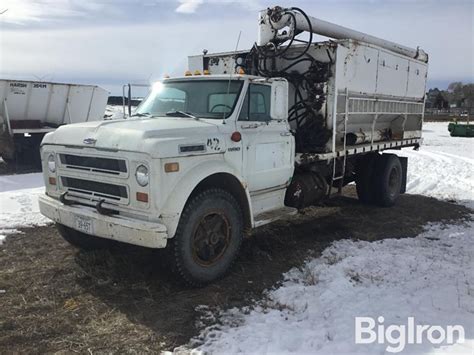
[159,157,253,238]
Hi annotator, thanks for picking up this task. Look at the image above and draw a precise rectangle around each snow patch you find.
[391,123,474,208]
[0,173,51,239]
[193,221,474,354]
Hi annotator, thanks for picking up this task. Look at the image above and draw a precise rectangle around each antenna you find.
[222,30,242,124]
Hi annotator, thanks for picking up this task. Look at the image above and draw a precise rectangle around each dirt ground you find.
[0,187,472,353]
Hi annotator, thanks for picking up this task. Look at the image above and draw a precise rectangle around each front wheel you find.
[167,188,243,287]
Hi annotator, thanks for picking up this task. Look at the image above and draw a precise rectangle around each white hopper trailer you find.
[0,80,108,165]
[38,6,428,286]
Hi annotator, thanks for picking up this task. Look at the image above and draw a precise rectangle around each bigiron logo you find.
[355,317,465,353]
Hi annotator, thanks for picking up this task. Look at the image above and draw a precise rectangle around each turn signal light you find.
[136,192,149,203]
[237,67,245,74]
[164,162,179,173]
[48,177,57,185]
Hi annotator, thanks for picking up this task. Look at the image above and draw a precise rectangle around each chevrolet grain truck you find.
[38,6,428,286]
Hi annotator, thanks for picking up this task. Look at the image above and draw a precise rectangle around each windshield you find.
[136,80,244,119]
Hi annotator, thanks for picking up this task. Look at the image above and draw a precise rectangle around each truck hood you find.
[42,117,226,158]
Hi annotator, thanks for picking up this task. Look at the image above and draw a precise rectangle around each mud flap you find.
[399,156,408,194]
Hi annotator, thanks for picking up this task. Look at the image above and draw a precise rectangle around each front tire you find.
[56,223,113,250]
[168,188,244,287]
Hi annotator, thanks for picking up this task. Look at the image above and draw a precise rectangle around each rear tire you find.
[167,188,243,287]
[373,154,402,207]
[56,223,113,250]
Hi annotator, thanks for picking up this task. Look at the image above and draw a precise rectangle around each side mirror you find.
[270,79,288,120]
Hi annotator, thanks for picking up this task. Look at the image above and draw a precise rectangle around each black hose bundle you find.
[246,7,332,153]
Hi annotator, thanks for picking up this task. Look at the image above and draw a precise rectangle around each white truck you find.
[38,6,428,286]
[0,80,108,165]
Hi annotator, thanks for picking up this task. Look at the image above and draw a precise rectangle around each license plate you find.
[74,215,94,235]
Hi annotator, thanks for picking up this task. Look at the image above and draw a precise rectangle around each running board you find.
[254,206,298,228]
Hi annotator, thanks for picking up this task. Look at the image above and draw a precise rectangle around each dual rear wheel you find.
[355,153,404,207]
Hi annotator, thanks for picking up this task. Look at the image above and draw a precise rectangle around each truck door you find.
[236,83,294,193]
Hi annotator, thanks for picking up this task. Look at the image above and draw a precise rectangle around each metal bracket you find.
[59,191,74,206]
[96,199,115,215]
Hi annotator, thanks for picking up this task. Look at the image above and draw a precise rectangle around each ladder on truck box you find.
[325,89,424,197]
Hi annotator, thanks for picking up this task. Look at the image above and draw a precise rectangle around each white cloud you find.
[0,0,110,25]
[0,0,80,24]
[175,0,262,14]
[175,0,204,14]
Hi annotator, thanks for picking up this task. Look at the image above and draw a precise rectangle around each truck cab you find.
[39,74,297,285]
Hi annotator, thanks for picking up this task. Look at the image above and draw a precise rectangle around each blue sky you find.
[0,0,472,95]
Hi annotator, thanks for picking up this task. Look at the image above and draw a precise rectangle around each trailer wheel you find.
[374,154,402,207]
[355,153,377,204]
[168,188,243,287]
[56,223,114,250]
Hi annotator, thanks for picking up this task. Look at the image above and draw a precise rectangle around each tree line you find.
[426,82,473,110]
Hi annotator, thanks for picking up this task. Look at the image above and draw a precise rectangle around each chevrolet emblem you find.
[83,138,97,145]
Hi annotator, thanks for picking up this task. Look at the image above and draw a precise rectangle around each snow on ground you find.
[0,173,50,243]
[392,123,474,208]
[190,123,474,354]
[104,105,127,119]
[193,222,474,354]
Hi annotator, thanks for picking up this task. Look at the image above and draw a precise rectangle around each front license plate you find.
[74,215,94,235]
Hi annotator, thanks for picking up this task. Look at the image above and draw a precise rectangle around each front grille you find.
[61,177,128,201]
[60,154,127,175]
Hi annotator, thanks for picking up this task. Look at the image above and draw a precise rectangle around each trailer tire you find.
[355,153,377,204]
[374,154,402,207]
[56,223,114,250]
[168,188,243,287]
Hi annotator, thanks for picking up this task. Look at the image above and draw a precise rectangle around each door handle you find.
[280,131,292,136]
[241,123,260,129]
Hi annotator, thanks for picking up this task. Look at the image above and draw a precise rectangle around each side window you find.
[238,84,271,121]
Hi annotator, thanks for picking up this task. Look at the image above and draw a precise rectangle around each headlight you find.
[47,154,56,173]
[135,165,149,187]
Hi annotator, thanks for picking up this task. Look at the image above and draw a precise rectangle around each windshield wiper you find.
[165,110,197,120]
[131,112,151,117]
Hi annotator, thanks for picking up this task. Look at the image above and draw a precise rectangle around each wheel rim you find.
[388,167,400,196]
[192,211,231,267]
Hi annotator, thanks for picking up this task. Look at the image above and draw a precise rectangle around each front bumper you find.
[39,194,168,248]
